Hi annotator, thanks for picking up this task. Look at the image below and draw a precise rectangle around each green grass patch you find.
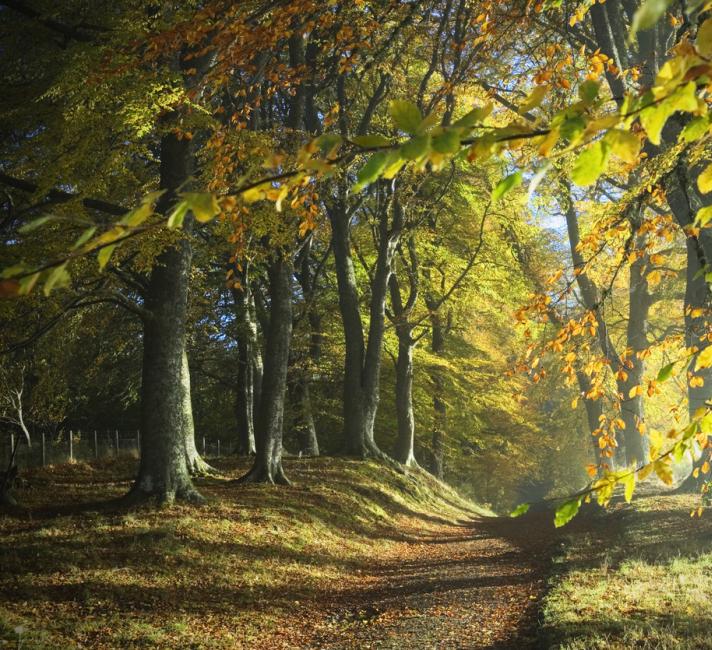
[542,494,712,649]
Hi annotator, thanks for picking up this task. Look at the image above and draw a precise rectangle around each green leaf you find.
[510,503,530,517]
[352,151,391,192]
[119,191,162,227]
[559,115,586,143]
[696,206,712,228]
[492,171,522,202]
[698,163,712,194]
[605,129,640,163]
[431,129,460,154]
[571,140,610,186]
[19,215,56,233]
[640,82,698,145]
[389,100,423,135]
[519,85,548,114]
[97,244,117,270]
[351,134,392,148]
[453,103,492,128]
[680,116,710,143]
[43,263,70,296]
[183,192,221,223]
[314,133,343,156]
[630,0,672,41]
[579,80,600,105]
[400,134,431,160]
[18,272,41,296]
[554,497,582,528]
[657,362,675,382]
[167,201,190,228]
[72,226,97,250]
[0,263,28,279]
[417,112,440,134]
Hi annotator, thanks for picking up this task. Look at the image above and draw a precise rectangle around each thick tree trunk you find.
[328,185,401,458]
[393,330,417,466]
[329,195,370,456]
[127,132,202,505]
[685,237,712,416]
[677,235,712,491]
[618,249,651,466]
[237,255,293,484]
[576,371,609,469]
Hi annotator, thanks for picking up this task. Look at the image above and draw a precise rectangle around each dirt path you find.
[308,512,559,649]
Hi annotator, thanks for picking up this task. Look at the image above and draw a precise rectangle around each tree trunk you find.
[429,309,446,480]
[127,132,202,505]
[182,350,214,474]
[232,267,258,456]
[328,185,401,458]
[618,247,651,466]
[393,329,417,466]
[677,235,712,491]
[328,193,370,456]
[576,371,609,469]
[237,255,293,484]
[288,377,319,456]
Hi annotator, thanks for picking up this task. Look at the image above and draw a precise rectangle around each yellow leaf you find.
[519,85,549,114]
[654,459,674,486]
[699,163,712,194]
[696,345,712,371]
[628,385,640,399]
[697,18,712,57]
[638,463,654,481]
[647,269,662,287]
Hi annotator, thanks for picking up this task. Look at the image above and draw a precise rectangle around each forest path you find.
[308,511,560,649]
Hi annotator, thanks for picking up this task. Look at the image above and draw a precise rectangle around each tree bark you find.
[232,265,259,455]
[288,376,319,456]
[328,190,370,456]
[328,183,402,458]
[393,329,417,466]
[237,255,293,484]
[182,350,214,474]
[127,132,202,504]
[617,245,651,466]
[428,308,447,480]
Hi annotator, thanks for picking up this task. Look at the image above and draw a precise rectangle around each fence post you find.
[217,439,220,457]
[136,429,140,453]
[115,429,119,455]
[68,429,73,462]
[94,430,98,459]
[41,431,46,466]
[203,436,206,456]
[10,432,14,457]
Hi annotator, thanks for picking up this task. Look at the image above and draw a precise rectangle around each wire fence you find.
[1,429,225,469]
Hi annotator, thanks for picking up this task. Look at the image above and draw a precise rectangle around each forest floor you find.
[1,457,711,649]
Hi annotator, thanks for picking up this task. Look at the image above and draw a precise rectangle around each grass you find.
[541,493,712,649]
[0,456,487,649]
